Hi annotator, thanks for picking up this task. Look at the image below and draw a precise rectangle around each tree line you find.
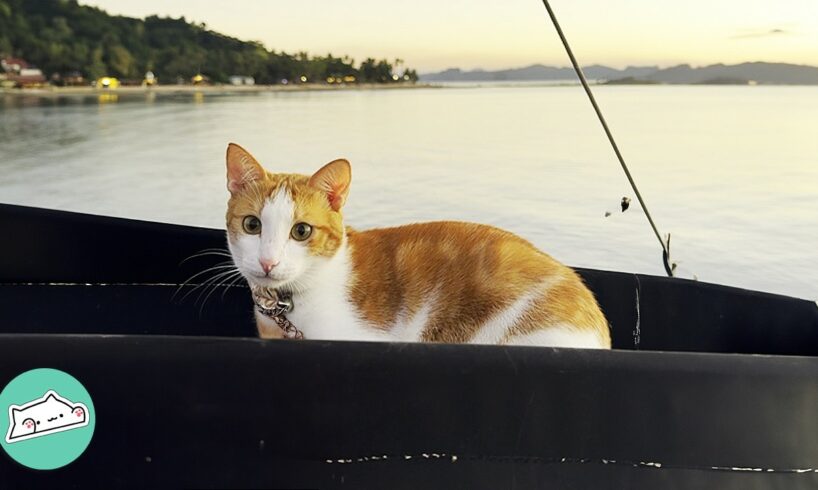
[0,0,418,84]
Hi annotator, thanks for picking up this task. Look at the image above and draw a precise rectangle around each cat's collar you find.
[251,287,303,339]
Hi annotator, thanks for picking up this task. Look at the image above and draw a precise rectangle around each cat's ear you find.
[11,408,21,421]
[308,159,351,212]
[226,143,265,195]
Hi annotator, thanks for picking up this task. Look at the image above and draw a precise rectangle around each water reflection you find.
[1,89,261,109]
[97,93,119,104]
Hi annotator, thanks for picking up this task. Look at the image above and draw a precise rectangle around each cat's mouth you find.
[238,262,298,290]
[246,273,290,289]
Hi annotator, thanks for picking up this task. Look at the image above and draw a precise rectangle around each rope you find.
[539,0,675,277]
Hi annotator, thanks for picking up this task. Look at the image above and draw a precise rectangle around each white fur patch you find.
[286,242,391,341]
[259,187,295,268]
[469,278,563,345]
[506,326,607,349]
[470,289,540,345]
[389,295,435,342]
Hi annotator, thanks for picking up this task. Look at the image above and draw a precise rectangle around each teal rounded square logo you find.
[0,368,96,470]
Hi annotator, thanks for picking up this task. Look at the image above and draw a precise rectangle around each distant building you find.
[1,57,29,73]
[229,75,255,86]
[1,57,46,87]
[191,73,211,85]
[94,77,120,89]
[62,71,86,86]
[50,71,85,86]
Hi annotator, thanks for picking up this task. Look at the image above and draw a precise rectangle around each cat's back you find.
[345,221,610,348]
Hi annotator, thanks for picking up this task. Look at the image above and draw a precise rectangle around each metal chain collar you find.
[251,287,303,339]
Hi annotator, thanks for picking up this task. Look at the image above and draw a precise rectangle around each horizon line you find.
[422,60,818,74]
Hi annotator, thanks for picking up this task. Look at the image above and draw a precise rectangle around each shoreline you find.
[1,82,440,97]
[4,81,811,99]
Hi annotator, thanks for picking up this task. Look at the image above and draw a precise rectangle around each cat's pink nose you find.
[259,258,280,274]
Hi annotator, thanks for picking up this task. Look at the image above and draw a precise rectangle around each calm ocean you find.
[1,84,816,300]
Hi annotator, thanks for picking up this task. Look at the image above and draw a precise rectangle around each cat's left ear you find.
[226,143,265,195]
[309,159,351,211]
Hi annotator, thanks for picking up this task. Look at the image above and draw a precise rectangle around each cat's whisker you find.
[193,270,241,304]
[175,265,236,300]
[197,270,243,313]
[179,262,235,283]
[193,268,241,301]
[188,247,232,254]
[180,249,233,265]
[174,263,238,302]
[220,273,248,300]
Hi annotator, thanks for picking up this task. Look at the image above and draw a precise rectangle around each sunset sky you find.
[85,0,818,72]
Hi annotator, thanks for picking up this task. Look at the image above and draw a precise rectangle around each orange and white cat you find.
[225,143,611,349]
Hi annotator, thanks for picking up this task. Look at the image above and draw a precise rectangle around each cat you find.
[6,391,89,443]
[225,143,611,349]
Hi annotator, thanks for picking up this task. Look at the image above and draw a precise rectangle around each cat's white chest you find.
[287,288,367,340]
[285,247,389,342]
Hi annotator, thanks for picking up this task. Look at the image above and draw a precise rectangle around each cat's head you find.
[225,143,350,292]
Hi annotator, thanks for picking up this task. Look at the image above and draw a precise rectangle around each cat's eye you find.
[291,222,313,241]
[242,216,262,234]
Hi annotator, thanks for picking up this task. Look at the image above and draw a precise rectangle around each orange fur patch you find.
[346,222,610,347]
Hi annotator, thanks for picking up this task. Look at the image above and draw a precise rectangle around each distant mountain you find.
[420,64,657,82]
[421,62,818,85]
[640,62,818,85]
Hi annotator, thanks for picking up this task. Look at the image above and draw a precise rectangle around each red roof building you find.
[1,57,46,87]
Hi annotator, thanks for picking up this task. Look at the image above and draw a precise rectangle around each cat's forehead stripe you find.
[262,186,295,225]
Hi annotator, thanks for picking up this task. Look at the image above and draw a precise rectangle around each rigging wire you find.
[540,0,676,277]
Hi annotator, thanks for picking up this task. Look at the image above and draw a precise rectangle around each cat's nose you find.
[259,258,280,275]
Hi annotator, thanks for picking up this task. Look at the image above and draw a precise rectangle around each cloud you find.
[731,28,791,40]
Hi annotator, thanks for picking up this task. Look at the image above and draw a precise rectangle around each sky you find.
[84,0,818,73]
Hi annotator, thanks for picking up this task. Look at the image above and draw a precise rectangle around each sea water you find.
[1,84,816,300]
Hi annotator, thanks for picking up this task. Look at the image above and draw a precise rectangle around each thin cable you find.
[540,0,674,277]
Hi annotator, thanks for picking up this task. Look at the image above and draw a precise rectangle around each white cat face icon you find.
[5,390,90,444]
